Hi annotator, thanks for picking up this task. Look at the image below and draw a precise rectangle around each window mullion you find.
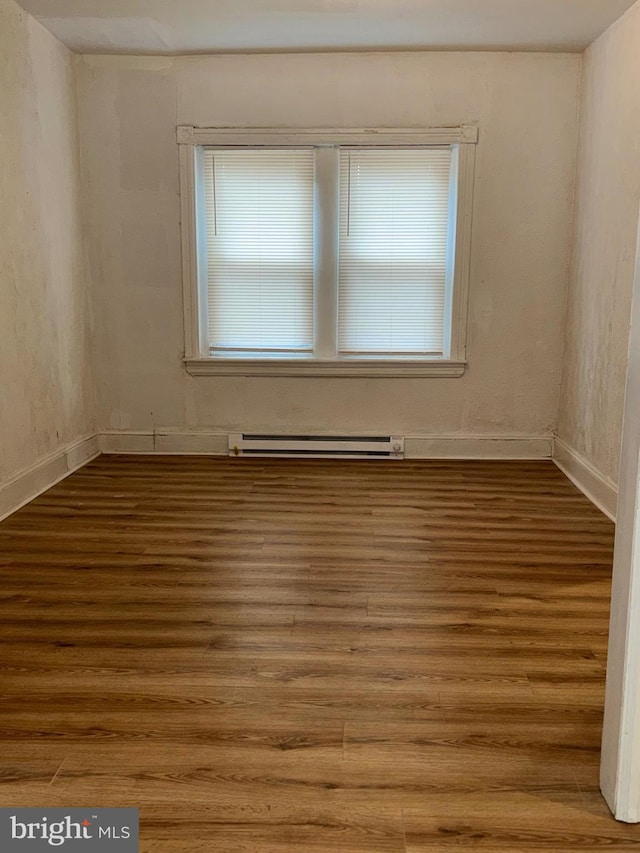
[314,147,339,359]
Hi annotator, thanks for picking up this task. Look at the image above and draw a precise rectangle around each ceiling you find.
[17,0,636,55]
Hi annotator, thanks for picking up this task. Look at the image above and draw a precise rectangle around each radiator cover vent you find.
[228,434,404,459]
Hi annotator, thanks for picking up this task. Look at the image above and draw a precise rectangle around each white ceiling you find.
[17,0,636,55]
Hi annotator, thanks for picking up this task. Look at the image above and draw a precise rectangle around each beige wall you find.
[78,51,580,441]
[0,0,94,486]
[558,0,640,486]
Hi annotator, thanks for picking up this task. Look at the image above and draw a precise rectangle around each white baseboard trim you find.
[553,437,618,522]
[99,430,552,460]
[0,434,100,523]
[99,430,228,455]
[0,431,614,524]
[405,434,552,460]
[99,431,155,453]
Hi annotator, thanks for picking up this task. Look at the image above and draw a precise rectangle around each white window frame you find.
[178,125,477,378]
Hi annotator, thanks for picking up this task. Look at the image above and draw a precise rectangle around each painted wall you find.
[77,51,580,441]
[601,213,640,822]
[0,0,95,489]
[558,0,640,487]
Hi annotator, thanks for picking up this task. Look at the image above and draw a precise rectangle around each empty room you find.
[2,0,640,849]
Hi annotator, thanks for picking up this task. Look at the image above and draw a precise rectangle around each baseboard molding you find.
[99,430,228,455]
[99,430,552,460]
[0,431,559,522]
[0,431,614,524]
[99,431,156,453]
[553,437,618,522]
[405,434,552,460]
[0,434,100,522]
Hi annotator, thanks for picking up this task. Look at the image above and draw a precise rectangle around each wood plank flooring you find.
[0,455,637,851]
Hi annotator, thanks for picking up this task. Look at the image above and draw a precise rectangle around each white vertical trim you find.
[194,146,210,355]
[313,147,339,359]
[449,141,476,362]
[442,145,459,358]
[601,209,640,823]
[179,142,202,358]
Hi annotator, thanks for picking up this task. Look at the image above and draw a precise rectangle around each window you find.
[178,126,477,377]
[338,148,451,357]
[205,149,315,357]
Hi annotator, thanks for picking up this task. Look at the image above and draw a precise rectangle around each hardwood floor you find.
[0,454,637,851]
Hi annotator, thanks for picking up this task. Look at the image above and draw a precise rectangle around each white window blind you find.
[204,149,314,355]
[338,148,452,356]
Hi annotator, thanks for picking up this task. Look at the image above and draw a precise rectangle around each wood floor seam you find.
[48,757,67,787]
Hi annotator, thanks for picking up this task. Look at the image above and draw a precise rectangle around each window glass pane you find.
[338,148,451,356]
[204,149,314,354]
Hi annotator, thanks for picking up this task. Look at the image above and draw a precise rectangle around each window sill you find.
[184,357,466,378]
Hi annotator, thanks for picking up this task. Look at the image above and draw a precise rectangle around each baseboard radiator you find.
[228,434,405,459]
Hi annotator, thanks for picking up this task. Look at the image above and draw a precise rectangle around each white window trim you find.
[178,125,477,378]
